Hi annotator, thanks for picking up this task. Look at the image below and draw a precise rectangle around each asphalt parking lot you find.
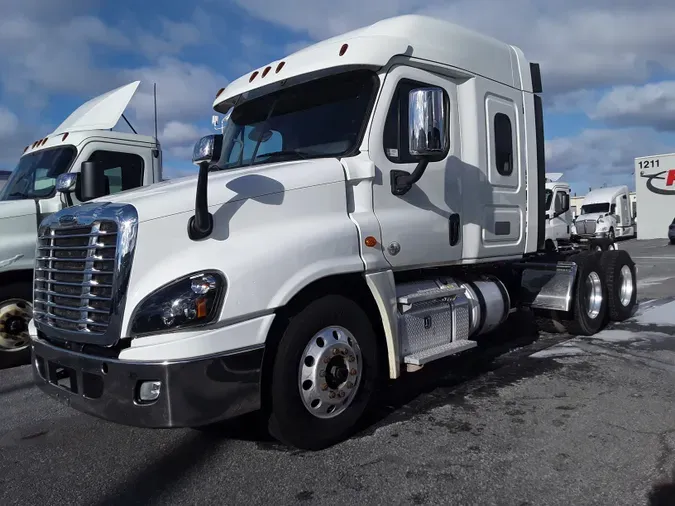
[1,238,675,506]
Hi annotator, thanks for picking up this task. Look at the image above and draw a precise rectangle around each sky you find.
[2,0,675,196]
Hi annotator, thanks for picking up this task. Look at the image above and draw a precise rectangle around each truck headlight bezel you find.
[129,270,227,337]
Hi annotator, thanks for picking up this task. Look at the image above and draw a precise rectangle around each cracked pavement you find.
[1,238,675,505]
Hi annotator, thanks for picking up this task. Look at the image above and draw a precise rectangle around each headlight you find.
[130,271,226,336]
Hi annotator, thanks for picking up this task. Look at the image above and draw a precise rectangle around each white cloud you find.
[545,127,672,190]
[0,13,131,103]
[592,81,675,131]
[0,107,19,137]
[232,0,675,95]
[137,18,203,58]
[122,57,228,127]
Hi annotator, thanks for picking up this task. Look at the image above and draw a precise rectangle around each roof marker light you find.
[339,43,348,56]
[262,66,271,77]
[215,87,225,98]
[249,71,259,82]
[276,61,285,73]
[23,146,28,153]
[62,133,69,141]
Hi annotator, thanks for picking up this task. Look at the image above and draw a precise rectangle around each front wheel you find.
[608,228,615,242]
[267,294,381,450]
[0,281,34,368]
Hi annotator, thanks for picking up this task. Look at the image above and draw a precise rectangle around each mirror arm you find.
[390,158,430,196]
[187,161,213,241]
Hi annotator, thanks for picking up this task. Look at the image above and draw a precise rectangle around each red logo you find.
[641,169,675,195]
[667,169,675,187]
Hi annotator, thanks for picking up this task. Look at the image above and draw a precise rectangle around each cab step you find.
[403,340,477,366]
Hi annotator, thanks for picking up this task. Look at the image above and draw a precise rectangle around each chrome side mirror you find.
[56,173,78,194]
[408,87,448,156]
[391,87,448,196]
[192,134,223,165]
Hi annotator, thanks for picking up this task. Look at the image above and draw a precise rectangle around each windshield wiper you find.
[7,191,29,199]
[254,150,311,162]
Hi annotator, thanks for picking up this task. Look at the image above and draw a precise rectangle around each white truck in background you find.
[544,173,616,252]
[572,185,635,242]
[28,15,638,450]
[0,81,163,367]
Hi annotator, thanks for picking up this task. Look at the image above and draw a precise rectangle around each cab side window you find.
[85,151,145,195]
[383,79,449,164]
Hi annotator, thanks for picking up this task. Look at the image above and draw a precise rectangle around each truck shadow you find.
[648,467,675,506]
[201,309,568,451]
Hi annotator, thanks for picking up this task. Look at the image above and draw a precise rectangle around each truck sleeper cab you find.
[29,15,638,450]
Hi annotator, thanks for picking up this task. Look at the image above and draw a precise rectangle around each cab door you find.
[369,66,462,270]
[71,141,151,203]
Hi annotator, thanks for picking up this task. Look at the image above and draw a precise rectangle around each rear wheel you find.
[535,252,608,336]
[0,282,33,368]
[600,250,637,322]
[267,294,381,450]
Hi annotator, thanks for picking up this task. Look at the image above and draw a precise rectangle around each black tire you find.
[534,252,608,336]
[0,281,33,369]
[608,228,615,242]
[266,294,381,450]
[599,250,637,322]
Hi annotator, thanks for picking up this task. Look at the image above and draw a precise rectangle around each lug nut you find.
[321,383,328,391]
[346,382,354,389]
[323,357,330,363]
[350,368,357,376]
[339,391,346,398]
[329,392,336,399]
[332,348,339,355]
[341,348,348,355]
[348,355,355,362]
[319,370,325,377]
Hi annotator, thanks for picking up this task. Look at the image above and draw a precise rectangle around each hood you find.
[0,199,37,219]
[50,81,140,136]
[0,200,38,273]
[576,212,607,222]
[95,158,347,223]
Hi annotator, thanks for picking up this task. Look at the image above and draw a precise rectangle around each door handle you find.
[449,213,460,246]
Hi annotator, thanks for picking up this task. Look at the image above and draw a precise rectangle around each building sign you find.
[639,168,675,196]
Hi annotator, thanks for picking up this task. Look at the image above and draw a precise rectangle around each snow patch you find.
[530,346,586,358]
[633,300,675,326]
[583,329,644,343]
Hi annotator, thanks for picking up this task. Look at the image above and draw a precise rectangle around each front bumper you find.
[31,336,264,428]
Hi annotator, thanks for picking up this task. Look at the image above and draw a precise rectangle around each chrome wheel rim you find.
[298,326,362,419]
[0,298,33,352]
[584,272,603,319]
[619,265,634,307]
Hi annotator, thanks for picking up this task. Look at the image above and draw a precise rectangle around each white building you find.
[635,153,675,240]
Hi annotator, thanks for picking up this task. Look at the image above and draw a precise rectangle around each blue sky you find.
[2,0,675,196]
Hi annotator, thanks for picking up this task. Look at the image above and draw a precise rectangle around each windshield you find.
[215,69,378,170]
[0,146,76,201]
[545,189,553,210]
[581,203,609,215]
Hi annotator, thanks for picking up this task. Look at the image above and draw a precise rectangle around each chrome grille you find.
[577,220,596,235]
[34,221,119,334]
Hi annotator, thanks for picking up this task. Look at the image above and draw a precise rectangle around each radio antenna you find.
[153,82,159,143]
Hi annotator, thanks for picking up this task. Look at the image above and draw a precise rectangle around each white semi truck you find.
[28,15,638,450]
[572,185,636,242]
[0,81,163,367]
[544,173,616,252]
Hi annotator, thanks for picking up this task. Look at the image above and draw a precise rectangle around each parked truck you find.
[572,185,635,242]
[544,173,616,253]
[0,81,163,367]
[28,15,638,450]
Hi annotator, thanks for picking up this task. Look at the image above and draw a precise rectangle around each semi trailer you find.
[0,81,163,367]
[28,15,637,450]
